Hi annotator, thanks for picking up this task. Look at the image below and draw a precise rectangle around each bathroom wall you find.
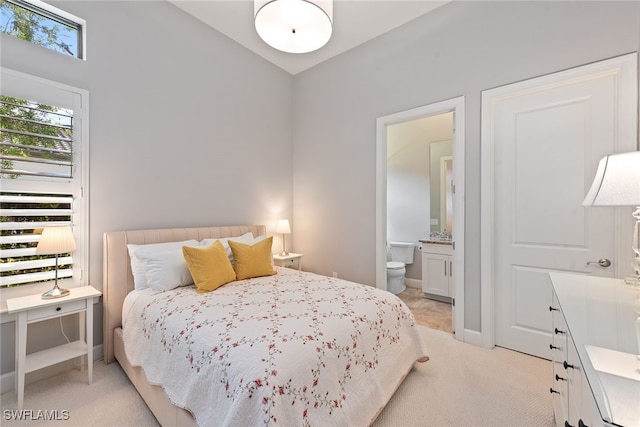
[386,114,453,281]
[386,135,429,243]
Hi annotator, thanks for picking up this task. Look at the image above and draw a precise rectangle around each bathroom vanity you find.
[420,240,453,302]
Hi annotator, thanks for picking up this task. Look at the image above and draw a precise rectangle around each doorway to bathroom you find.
[376,97,465,340]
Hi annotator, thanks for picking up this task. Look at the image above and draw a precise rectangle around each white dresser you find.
[549,272,640,427]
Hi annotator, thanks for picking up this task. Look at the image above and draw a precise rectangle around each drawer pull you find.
[549,387,559,395]
[549,344,560,350]
[549,306,559,312]
[554,328,565,335]
[56,307,62,312]
[563,361,575,370]
[555,374,566,382]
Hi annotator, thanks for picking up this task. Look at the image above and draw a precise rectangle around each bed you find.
[103,225,429,426]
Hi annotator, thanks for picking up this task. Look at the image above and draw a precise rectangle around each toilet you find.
[386,241,416,294]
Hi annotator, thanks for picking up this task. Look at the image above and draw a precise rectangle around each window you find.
[0,0,85,59]
[1,192,74,287]
[1,95,73,179]
[0,68,88,299]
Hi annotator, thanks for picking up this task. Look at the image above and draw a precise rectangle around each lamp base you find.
[42,285,70,299]
[280,251,289,256]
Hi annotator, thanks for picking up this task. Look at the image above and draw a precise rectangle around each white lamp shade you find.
[583,151,640,206]
[35,226,77,255]
[275,219,291,234]
[255,0,333,53]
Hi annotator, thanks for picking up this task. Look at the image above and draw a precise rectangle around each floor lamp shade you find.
[36,226,76,299]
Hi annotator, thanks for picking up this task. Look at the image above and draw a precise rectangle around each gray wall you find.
[292,1,640,331]
[1,0,639,379]
[0,0,292,375]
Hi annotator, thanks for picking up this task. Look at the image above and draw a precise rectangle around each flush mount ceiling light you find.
[254,0,333,54]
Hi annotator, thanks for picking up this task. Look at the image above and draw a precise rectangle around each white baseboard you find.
[462,329,491,348]
[405,278,421,290]
[0,344,103,395]
[402,279,488,351]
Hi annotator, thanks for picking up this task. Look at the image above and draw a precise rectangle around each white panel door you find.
[482,54,637,358]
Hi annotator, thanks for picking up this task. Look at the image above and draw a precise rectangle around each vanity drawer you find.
[27,299,86,322]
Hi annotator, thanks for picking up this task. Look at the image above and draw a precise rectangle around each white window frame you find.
[0,67,89,310]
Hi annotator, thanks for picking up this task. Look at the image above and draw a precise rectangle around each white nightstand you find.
[273,253,304,270]
[6,286,102,410]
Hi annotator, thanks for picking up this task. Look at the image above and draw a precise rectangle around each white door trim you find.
[480,53,638,350]
[376,96,466,342]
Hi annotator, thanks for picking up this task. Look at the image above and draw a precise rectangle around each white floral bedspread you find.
[123,267,429,427]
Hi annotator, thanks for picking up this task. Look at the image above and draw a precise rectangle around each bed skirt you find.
[114,327,194,426]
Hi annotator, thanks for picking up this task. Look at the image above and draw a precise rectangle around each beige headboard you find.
[102,225,266,364]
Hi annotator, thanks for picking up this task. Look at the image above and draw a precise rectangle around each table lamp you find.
[583,151,640,372]
[583,151,640,286]
[275,219,291,256]
[36,225,76,299]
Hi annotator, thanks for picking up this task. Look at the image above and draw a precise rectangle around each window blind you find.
[0,70,88,296]
[0,192,74,287]
[1,96,73,180]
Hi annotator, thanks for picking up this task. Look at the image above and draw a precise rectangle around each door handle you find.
[586,258,611,268]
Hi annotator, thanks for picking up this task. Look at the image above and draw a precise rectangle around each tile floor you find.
[396,287,453,334]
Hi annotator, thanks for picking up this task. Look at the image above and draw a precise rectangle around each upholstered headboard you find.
[102,225,267,364]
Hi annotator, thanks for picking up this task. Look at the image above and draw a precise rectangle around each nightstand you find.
[6,286,102,410]
[273,253,304,270]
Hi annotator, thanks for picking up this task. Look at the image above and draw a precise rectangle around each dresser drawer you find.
[27,299,86,322]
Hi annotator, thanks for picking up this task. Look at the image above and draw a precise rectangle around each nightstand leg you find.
[86,300,93,384]
[15,312,27,410]
[79,311,86,373]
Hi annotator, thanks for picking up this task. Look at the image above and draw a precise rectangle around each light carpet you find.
[1,326,554,426]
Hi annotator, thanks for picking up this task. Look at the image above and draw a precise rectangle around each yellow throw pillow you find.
[228,236,277,280]
[182,241,236,293]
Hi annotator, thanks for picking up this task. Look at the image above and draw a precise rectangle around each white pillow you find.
[127,240,199,290]
[137,248,195,293]
[200,232,256,264]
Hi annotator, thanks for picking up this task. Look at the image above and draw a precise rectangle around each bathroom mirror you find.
[429,140,453,233]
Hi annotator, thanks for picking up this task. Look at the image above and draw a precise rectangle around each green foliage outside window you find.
[0,0,80,57]
[1,95,73,179]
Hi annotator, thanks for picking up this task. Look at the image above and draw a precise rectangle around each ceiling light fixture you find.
[254,0,333,54]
